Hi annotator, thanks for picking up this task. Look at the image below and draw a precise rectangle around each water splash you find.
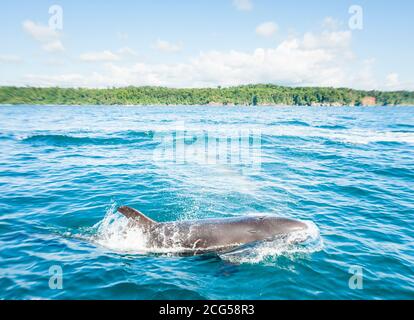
[90,203,149,254]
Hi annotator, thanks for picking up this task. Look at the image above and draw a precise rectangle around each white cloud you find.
[22,20,65,53]
[42,40,65,53]
[79,48,137,63]
[154,39,182,53]
[23,29,359,88]
[24,73,87,87]
[44,58,66,66]
[0,54,22,63]
[386,73,400,89]
[302,30,352,49]
[23,20,57,42]
[23,25,406,90]
[233,0,253,11]
[383,74,414,91]
[118,47,138,56]
[322,17,342,30]
[256,22,278,38]
[80,50,121,62]
[347,58,378,90]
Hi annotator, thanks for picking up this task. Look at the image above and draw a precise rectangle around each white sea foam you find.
[147,124,414,145]
[91,204,149,253]
[91,204,197,255]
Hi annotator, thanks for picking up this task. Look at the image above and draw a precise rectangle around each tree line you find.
[0,84,413,106]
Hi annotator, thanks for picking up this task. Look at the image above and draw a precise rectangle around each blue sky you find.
[0,0,413,90]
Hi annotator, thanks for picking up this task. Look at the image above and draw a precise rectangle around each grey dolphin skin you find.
[118,206,308,255]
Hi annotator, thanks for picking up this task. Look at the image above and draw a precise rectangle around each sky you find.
[0,0,413,90]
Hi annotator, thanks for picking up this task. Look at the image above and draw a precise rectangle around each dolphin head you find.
[261,216,308,236]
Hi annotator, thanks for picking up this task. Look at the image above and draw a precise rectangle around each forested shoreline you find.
[1,85,413,106]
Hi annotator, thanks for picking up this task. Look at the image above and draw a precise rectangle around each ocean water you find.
[0,105,413,300]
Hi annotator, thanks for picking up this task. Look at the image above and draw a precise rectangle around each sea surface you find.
[0,105,413,300]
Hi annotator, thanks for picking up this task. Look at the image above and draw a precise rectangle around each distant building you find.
[361,96,377,106]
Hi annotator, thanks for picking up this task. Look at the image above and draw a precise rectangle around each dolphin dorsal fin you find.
[117,206,156,229]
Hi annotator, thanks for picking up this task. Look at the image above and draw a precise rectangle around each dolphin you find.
[117,206,309,255]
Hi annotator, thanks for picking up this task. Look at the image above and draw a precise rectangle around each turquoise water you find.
[0,105,413,300]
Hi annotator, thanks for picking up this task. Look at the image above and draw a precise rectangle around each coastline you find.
[1,85,413,107]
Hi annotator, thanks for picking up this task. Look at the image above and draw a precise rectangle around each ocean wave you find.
[20,133,154,147]
[388,123,414,130]
[19,124,414,148]
[316,124,348,130]
[263,126,414,145]
[2,106,414,299]
[269,120,311,127]
[0,133,15,141]
[154,125,414,145]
